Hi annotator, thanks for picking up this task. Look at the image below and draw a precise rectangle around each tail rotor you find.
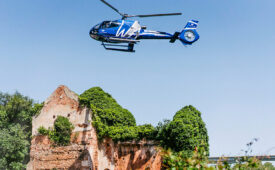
[179,20,200,45]
[170,20,200,45]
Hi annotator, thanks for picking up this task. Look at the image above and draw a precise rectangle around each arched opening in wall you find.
[69,149,93,170]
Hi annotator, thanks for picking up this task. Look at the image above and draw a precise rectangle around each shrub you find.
[38,126,49,135]
[39,116,74,146]
[49,116,74,146]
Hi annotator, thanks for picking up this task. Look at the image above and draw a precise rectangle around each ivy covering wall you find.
[79,87,156,142]
[79,87,209,157]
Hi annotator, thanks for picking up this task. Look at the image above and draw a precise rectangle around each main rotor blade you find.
[100,0,124,16]
[128,12,182,18]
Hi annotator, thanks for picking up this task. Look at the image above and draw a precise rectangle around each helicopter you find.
[90,0,200,52]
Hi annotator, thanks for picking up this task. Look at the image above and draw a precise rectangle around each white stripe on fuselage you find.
[116,20,127,37]
[140,30,167,36]
[116,21,141,38]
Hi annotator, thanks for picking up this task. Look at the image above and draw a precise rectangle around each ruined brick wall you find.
[27,85,162,170]
[28,134,92,170]
[99,139,162,170]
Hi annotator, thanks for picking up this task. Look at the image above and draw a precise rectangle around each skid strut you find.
[102,42,135,52]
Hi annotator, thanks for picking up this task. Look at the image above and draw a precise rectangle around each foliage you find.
[31,102,44,116]
[106,126,138,142]
[157,105,209,156]
[0,92,34,130]
[261,162,275,170]
[80,87,157,142]
[162,148,275,170]
[37,116,74,146]
[79,87,209,159]
[50,116,74,146]
[0,124,29,170]
[136,124,157,140]
[38,126,49,136]
[155,119,171,145]
[79,87,136,126]
[162,147,209,170]
[91,106,156,142]
[0,91,40,169]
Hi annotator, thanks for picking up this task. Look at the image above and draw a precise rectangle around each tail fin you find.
[185,20,199,29]
[179,20,200,45]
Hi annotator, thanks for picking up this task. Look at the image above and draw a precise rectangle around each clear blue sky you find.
[1,0,275,157]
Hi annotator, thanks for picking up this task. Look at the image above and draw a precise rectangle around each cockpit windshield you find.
[94,24,100,30]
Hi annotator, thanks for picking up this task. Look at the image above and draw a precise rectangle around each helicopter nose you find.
[89,28,95,38]
[89,28,93,36]
[89,28,99,40]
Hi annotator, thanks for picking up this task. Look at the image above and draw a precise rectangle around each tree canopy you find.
[157,105,209,155]
[0,92,42,169]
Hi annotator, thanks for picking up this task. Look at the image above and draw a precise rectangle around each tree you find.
[0,91,42,169]
[158,105,209,156]
[0,124,29,170]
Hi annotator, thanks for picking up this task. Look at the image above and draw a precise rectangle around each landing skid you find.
[101,42,135,52]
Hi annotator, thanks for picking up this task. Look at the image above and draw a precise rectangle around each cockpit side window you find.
[101,21,111,29]
[109,22,120,28]
[101,21,120,29]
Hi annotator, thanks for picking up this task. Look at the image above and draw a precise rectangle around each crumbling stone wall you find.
[27,85,161,170]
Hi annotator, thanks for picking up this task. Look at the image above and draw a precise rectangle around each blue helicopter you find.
[90,0,200,52]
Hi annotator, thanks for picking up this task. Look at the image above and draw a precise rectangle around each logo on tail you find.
[185,20,199,29]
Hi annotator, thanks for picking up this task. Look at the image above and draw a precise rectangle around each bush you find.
[38,126,49,135]
[39,116,74,146]
[158,105,209,156]
[49,116,74,146]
